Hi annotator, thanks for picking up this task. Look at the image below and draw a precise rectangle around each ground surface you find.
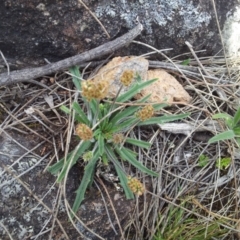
[0,53,240,239]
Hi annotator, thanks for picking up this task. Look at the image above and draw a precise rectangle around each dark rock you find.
[0,131,136,239]
[0,0,238,69]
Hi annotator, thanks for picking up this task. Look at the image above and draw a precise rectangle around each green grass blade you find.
[71,149,100,217]
[138,113,189,126]
[233,107,240,126]
[116,78,158,102]
[69,66,82,91]
[72,102,89,124]
[116,147,159,177]
[125,138,151,149]
[56,141,92,182]
[208,130,235,144]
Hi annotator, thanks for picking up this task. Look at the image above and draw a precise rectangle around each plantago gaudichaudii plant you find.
[48,66,189,217]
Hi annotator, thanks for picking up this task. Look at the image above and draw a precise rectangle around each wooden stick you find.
[0,23,143,86]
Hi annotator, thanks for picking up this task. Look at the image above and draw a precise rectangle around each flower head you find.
[136,105,154,121]
[127,177,145,196]
[120,70,134,87]
[112,133,124,144]
[76,123,93,141]
[82,80,109,101]
[82,151,93,162]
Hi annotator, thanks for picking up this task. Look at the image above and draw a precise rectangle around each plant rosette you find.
[48,66,189,217]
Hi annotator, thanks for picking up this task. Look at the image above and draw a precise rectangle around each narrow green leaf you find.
[102,153,108,165]
[48,151,72,175]
[99,119,107,130]
[93,129,101,137]
[89,99,98,116]
[98,134,105,156]
[114,118,138,132]
[69,66,82,91]
[116,78,158,103]
[72,102,89,124]
[117,147,159,177]
[110,106,141,125]
[153,103,169,111]
[110,95,151,124]
[99,104,111,130]
[101,103,110,117]
[136,94,151,102]
[75,115,86,123]
[71,149,100,217]
[125,138,151,149]
[104,144,134,199]
[208,130,235,144]
[233,107,240,127]
[212,113,232,119]
[138,113,189,126]
[56,141,92,182]
[60,105,71,114]
[135,73,143,83]
[104,122,113,132]
[233,126,240,136]
[212,113,233,128]
[115,147,137,160]
[114,163,134,199]
[124,148,138,157]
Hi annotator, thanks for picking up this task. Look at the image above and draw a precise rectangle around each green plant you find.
[208,107,240,146]
[216,157,231,170]
[48,66,189,217]
[198,154,209,167]
[180,58,190,66]
[153,202,228,240]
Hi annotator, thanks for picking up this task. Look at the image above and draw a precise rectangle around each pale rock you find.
[91,57,191,104]
[135,69,191,104]
[90,56,148,98]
